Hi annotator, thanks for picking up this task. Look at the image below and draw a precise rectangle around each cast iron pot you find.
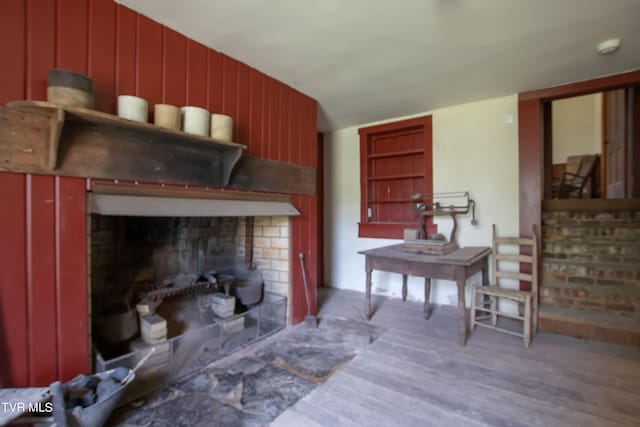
[233,280,264,306]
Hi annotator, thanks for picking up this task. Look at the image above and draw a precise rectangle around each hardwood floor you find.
[272,287,640,427]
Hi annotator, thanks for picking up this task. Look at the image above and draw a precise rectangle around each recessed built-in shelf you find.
[368,198,414,203]
[367,173,424,181]
[367,148,424,159]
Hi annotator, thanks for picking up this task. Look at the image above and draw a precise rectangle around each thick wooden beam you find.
[91,181,292,203]
[229,155,316,195]
[519,69,640,101]
[48,108,64,169]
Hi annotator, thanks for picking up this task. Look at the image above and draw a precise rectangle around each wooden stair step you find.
[542,258,640,268]
[538,305,640,347]
[540,282,640,316]
[542,257,640,274]
[541,280,640,295]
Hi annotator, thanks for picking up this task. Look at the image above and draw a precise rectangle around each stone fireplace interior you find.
[87,188,296,399]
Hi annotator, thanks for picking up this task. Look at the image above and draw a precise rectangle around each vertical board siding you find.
[186,40,208,108]
[280,86,290,163]
[56,177,88,382]
[249,69,264,158]
[268,80,281,160]
[57,0,89,73]
[26,0,55,101]
[88,0,116,113]
[0,174,28,387]
[26,175,58,385]
[136,15,163,109]
[237,63,251,150]
[206,49,223,114]
[0,0,318,385]
[222,56,239,137]
[162,28,187,106]
[0,0,26,104]
[115,4,137,96]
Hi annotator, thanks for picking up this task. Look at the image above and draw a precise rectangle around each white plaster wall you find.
[324,95,519,310]
[552,93,602,163]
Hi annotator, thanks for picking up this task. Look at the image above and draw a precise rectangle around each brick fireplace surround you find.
[0,0,319,389]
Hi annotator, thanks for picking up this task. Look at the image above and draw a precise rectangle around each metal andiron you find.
[403,191,477,255]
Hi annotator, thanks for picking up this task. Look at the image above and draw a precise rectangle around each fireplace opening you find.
[88,211,292,402]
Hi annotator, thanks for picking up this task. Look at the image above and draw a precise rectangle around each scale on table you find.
[403,191,477,255]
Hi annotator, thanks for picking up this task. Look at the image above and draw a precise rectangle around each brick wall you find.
[236,216,291,314]
[541,209,640,316]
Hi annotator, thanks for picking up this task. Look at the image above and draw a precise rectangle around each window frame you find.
[358,115,434,239]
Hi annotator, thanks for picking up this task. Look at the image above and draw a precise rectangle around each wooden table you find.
[358,244,491,345]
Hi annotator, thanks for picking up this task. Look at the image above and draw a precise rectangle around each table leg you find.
[365,269,372,320]
[424,277,432,319]
[482,261,488,286]
[402,274,408,302]
[457,273,467,345]
[481,256,491,320]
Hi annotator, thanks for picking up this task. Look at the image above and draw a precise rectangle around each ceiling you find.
[117,0,640,131]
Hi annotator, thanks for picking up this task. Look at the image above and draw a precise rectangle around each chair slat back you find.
[575,154,598,179]
[495,271,534,282]
[491,224,539,295]
[565,155,583,175]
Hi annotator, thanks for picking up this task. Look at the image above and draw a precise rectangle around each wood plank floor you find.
[272,288,640,427]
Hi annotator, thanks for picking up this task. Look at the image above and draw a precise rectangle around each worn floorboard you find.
[272,287,640,427]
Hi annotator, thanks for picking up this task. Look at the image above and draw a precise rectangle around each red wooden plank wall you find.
[0,0,318,387]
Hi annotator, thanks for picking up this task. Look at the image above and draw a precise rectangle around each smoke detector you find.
[597,38,622,55]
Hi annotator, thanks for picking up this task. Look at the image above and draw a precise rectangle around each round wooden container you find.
[153,104,181,129]
[210,113,233,142]
[47,69,94,108]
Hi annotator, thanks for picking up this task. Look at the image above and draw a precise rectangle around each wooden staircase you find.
[539,199,640,347]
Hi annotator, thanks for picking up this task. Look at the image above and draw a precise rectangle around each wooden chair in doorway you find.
[469,224,539,347]
[553,154,599,198]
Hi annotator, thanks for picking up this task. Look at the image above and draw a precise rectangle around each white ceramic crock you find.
[181,106,210,136]
[117,95,148,122]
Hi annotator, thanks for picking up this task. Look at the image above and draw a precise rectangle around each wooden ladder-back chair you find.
[553,154,599,199]
[470,224,539,347]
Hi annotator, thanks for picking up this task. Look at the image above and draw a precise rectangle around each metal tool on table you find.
[403,191,478,255]
[298,252,317,328]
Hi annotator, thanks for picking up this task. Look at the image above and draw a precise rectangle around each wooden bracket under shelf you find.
[48,107,64,169]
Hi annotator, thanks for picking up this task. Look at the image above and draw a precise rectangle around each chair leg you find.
[490,296,497,326]
[469,286,477,332]
[524,295,532,348]
[532,294,538,335]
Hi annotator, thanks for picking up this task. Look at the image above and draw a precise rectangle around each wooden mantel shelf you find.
[0,101,316,194]
[0,101,247,188]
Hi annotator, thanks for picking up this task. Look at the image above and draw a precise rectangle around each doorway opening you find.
[547,87,640,200]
